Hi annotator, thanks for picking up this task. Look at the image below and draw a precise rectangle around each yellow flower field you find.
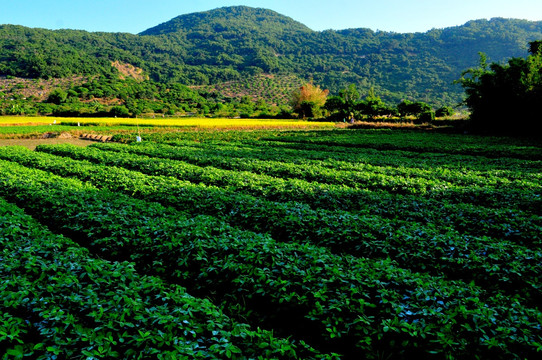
[0,116,335,129]
[0,117,51,125]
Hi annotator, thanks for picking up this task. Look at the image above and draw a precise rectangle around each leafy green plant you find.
[0,153,541,359]
[2,145,541,307]
[0,128,540,359]
[0,197,318,359]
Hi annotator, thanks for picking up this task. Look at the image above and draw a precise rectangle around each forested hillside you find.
[1,6,542,112]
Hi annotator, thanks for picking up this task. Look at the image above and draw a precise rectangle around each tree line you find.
[291,40,542,135]
[1,73,456,121]
[290,82,454,122]
[457,41,542,135]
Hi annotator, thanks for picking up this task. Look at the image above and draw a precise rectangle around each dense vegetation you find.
[0,128,541,358]
[0,197,320,359]
[458,41,542,134]
[2,5,542,116]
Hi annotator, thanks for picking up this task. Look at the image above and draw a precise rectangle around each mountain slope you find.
[1,6,542,107]
[141,6,313,36]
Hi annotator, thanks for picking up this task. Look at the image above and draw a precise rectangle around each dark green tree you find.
[458,41,542,134]
[435,106,455,117]
[47,89,68,105]
[340,84,360,110]
[397,100,432,119]
[358,95,395,119]
[324,84,361,121]
[298,101,318,119]
[323,96,346,120]
[110,105,131,117]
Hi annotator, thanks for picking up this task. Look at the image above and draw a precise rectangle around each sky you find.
[1,0,542,34]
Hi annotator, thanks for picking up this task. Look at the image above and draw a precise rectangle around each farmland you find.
[1,128,541,359]
[0,116,335,130]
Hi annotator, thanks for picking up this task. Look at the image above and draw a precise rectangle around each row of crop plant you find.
[30,143,541,244]
[1,145,540,308]
[111,128,542,161]
[83,141,540,211]
[154,139,542,183]
[1,157,541,358]
[0,196,318,359]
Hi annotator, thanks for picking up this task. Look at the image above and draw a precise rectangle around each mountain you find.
[141,6,312,36]
[1,6,542,107]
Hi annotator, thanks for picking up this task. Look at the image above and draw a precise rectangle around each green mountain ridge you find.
[140,6,313,36]
[1,6,542,108]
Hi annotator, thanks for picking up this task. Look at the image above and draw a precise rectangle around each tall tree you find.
[458,41,542,134]
[290,82,329,119]
[355,87,395,119]
[397,100,432,118]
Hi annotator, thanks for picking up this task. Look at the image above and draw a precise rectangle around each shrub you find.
[436,106,455,117]
[417,110,435,123]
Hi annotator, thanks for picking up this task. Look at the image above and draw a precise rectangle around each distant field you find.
[0,116,335,129]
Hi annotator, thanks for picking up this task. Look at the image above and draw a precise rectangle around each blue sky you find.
[1,0,542,34]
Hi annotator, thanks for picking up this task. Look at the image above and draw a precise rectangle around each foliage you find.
[290,82,329,118]
[46,88,67,104]
[417,110,435,123]
[0,197,317,359]
[198,73,304,108]
[397,100,432,118]
[1,148,541,358]
[357,89,396,119]
[325,85,397,121]
[435,105,455,117]
[458,41,542,134]
[0,129,541,358]
[1,129,542,359]
[325,84,361,120]
[0,75,294,118]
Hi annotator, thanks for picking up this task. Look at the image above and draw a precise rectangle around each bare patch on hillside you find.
[0,76,90,101]
[111,61,148,81]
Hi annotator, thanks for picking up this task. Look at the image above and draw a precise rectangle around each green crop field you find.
[1,128,541,359]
